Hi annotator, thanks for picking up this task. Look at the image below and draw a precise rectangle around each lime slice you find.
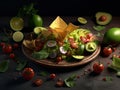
[78,17,87,24]
[34,27,47,34]
[12,31,24,42]
[72,55,84,60]
[10,17,24,31]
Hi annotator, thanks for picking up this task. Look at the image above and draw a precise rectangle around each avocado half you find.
[95,12,112,25]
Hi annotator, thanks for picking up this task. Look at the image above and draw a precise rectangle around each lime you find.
[10,17,24,31]
[12,31,24,42]
[77,17,87,24]
[72,55,84,60]
[34,27,47,34]
[29,14,43,28]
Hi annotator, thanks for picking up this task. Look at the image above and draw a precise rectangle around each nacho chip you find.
[65,23,79,34]
[49,16,67,30]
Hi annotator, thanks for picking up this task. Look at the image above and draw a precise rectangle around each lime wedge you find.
[34,27,47,34]
[78,17,87,24]
[72,55,84,60]
[10,17,24,31]
[12,31,24,42]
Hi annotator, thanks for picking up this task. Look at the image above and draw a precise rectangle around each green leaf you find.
[93,25,105,31]
[16,60,27,71]
[108,57,120,72]
[64,74,77,88]
[39,71,49,76]
[32,50,49,59]
[0,60,9,73]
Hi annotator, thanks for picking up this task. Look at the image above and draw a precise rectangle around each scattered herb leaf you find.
[0,60,9,73]
[93,25,105,31]
[108,57,120,72]
[64,74,77,88]
[16,60,27,71]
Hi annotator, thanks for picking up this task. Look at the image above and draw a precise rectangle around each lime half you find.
[72,55,84,60]
[12,31,24,42]
[10,17,24,31]
[78,17,87,24]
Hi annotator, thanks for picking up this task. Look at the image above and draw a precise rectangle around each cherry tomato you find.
[50,73,56,79]
[93,62,104,74]
[2,44,12,54]
[56,56,62,62]
[99,15,107,21]
[9,53,15,59]
[0,42,5,47]
[103,46,113,56]
[22,67,35,80]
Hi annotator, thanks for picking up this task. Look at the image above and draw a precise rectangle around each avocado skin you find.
[95,12,112,25]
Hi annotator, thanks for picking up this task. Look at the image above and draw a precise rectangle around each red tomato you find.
[103,47,113,56]
[2,44,12,54]
[56,56,62,62]
[50,73,56,79]
[22,67,35,80]
[9,53,15,59]
[93,62,104,74]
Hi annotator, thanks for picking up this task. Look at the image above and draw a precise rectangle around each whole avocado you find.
[103,27,120,46]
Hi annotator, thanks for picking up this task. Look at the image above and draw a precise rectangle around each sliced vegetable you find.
[85,42,97,52]
[93,25,105,31]
[72,55,84,60]
[77,17,87,24]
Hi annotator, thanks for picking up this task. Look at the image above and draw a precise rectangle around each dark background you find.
[0,0,119,16]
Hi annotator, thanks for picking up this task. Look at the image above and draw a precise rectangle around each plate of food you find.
[22,16,101,68]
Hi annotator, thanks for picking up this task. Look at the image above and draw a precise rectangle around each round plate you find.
[22,44,101,68]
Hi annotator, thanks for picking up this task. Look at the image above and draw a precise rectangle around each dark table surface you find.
[0,16,120,90]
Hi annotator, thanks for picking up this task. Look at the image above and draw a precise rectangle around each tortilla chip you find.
[23,40,35,50]
[49,16,67,30]
[65,23,79,34]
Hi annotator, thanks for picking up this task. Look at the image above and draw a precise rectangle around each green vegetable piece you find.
[0,60,9,73]
[77,17,87,24]
[32,50,49,59]
[16,61,27,71]
[117,72,120,77]
[93,25,105,31]
[95,12,112,25]
[64,74,76,88]
[85,42,97,52]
